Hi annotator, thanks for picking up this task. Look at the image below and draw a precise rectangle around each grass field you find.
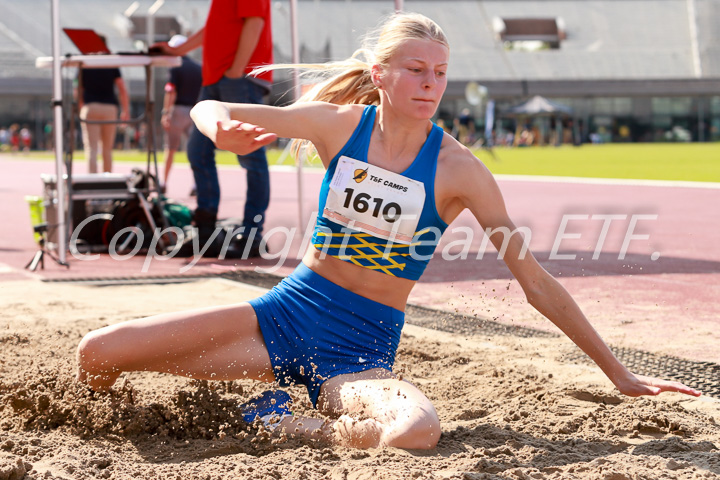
[27,142,720,183]
[474,143,720,182]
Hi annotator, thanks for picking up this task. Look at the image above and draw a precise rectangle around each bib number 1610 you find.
[343,187,402,223]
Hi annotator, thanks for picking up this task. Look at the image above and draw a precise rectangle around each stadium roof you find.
[1,0,719,98]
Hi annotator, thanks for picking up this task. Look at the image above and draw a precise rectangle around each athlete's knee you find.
[76,329,119,387]
[77,330,103,368]
[383,405,441,450]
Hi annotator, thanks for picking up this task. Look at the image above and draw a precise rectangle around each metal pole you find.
[290,0,304,229]
[147,16,154,53]
[698,97,705,142]
[147,1,164,158]
[147,0,165,55]
[51,0,67,264]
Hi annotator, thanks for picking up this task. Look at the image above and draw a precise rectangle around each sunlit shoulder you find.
[437,131,493,184]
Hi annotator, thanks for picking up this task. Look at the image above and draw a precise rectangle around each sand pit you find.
[0,278,718,479]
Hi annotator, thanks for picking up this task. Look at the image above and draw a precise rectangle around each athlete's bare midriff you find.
[302,246,415,311]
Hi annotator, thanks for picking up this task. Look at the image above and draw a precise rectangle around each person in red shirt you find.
[156,0,273,258]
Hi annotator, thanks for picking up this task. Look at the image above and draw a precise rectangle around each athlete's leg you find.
[99,105,118,172]
[163,149,175,187]
[275,369,441,449]
[80,105,99,174]
[76,302,274,390]
[100,122,116,172]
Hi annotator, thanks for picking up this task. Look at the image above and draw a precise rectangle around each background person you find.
[9,124,20,152]
[0,126,8,151]
[154,0,273,258]
[19,125,32,152]
[457,107,476,145]
[74,38,130,173]
[77,12,700,451]
[160,34,203,193]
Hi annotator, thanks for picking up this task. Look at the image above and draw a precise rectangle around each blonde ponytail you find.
[296,55,379,106]
[252,49,379,106]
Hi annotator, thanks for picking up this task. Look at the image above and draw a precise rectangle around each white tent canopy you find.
[504,95,573,117]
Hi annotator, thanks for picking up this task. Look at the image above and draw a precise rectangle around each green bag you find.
[161,200,192,229]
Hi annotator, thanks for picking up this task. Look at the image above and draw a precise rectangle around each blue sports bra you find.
[311,105,448,280]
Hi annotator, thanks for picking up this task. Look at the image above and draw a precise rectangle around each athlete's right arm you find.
[190,100,361,162]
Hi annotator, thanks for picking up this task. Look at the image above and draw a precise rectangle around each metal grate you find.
[404,303,559,339]
[564,347,720,399]
[42,274,218,286]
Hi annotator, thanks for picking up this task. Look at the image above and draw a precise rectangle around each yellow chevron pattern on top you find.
[313,231,422,276]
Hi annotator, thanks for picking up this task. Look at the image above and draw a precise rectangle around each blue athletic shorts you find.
[248,262,405,407]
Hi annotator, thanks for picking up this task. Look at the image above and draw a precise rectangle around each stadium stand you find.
[1,0,719,144]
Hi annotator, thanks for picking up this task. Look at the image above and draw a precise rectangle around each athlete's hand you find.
[214,120,277,155]
[150,41,173,55]
[613,371,701,397]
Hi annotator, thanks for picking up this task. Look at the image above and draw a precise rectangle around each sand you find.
[0,278,718,480]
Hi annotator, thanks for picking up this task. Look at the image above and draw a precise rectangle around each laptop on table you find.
[63,28,162,55]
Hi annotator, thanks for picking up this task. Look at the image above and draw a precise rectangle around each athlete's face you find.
[374,38,449,120]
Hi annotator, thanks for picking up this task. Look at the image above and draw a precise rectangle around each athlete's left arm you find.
[445,148,700,398]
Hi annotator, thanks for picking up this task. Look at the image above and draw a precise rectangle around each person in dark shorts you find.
[75,45,130,173]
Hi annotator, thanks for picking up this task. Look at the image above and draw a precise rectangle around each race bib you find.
[323,156,425,244]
